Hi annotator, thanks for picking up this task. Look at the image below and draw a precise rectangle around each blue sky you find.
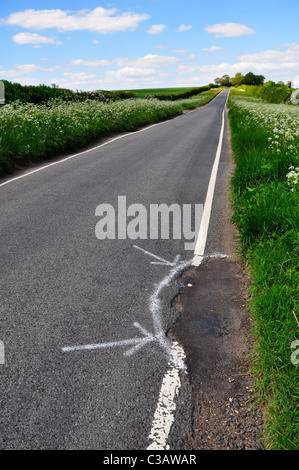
[0,0,299,90]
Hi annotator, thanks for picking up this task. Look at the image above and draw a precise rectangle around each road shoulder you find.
[168,106,265,450]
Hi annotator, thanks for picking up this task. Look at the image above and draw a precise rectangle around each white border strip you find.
[192,88,229,265]
[147,341,186,450]
[147,89,229,450]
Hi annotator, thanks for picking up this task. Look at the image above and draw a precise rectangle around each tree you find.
[256,75,265,85]
[231,73,244,87]
[220,74,231,87]
[243,72,265,86]
[214,75,232,87]
[264,80,275,87]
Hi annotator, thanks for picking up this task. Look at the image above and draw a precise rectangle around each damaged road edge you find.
[168,255,264,450]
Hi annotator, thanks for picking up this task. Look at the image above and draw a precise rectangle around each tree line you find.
[214,72,293,88]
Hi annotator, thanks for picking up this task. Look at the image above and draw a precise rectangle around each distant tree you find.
[286,80,293,89]
[231,73,244,87]
[264,80,276,87]
[243,72,265,86]
[214,74,232,87]
[257,75,265,85]
[220,74,231,87]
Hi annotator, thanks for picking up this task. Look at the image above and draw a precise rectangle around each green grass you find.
[122,87,194,99]
[0,88,221,175]
[228,88,299,449]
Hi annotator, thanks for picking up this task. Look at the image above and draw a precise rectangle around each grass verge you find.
[0,88,221,176]
[228,88,299,449]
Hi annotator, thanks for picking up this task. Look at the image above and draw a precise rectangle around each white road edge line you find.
[192,88,230,265]
[147,89,229,450]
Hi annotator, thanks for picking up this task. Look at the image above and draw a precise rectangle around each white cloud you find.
[0,63,61,82]
[106,67,157,80]
[115,54,178,68]
[70,59,112,67]
[13,77,39,85]
[62,53,179,89]
[63,72,98,81]
[93,39,99,44]
[177,44,299,87]
[13,32,62,45]
[236,44,299,67]
[16,63,41,74]
[202,46,222,52]
[0,64,41,81]
[69,54,178,69]
[102,67,169,89]
[53,67,168,91]
[4,7,149,34]
[176,24,192,32]
[147,24,166,34]
[204,23,255,38]
[172,49,188,53]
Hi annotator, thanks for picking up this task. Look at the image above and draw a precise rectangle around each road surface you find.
[0,89,230,450]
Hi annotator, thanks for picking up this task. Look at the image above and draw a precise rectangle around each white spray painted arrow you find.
[61,245,191,370]
[133,244,180,267]
[61,322,156,356]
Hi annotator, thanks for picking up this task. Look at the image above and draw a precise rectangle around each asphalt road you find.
[0,88,230,450]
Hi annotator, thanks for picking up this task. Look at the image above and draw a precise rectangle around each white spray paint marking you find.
[61,247,228,450]
[61,246,191,371]
[133,245,179,267]
[61,244,193,451]
[61,322,155,355]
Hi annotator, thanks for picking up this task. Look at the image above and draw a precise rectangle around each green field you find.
[122,87,195,98]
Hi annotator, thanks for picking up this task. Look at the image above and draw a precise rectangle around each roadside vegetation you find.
[0,80,138,105]
[228,87,299,449]
[0,86,221,175]
[123,87,194,99]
